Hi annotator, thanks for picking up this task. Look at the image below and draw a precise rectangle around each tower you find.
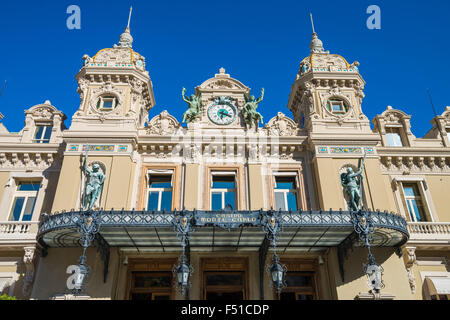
[287,24,376,144]
[71,7,155,132]
[51,8,155,213]
[286,18,382,213]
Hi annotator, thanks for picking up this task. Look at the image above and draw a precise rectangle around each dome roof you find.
[301,53,351,70]
[81,47,146,71]
[81,7,147,72]
[92,47,145,65]
[298,32,359,75]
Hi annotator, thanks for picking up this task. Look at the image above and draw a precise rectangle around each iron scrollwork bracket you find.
[173,210,194,248]
[261,210,283,247]
[76,210,102,264]
[351,210,375,248]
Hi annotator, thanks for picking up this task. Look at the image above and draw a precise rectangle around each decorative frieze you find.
[380,155,450,173]
[66,144,129,153]
[0,152,57,169]
[316,146,375,156]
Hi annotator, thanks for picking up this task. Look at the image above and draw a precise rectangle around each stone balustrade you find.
[407,222,450,243]
[0,222,39,244]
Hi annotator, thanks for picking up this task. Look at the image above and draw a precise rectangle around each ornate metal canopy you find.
[38,209,408,251]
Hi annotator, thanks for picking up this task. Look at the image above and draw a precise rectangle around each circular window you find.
[326,98,348,115]
[96,95,118,111]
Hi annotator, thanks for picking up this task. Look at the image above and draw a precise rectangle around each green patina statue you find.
[182,87,202,124]
[243,88,264,128]
[81,149,106,211]
[341,153,367,211]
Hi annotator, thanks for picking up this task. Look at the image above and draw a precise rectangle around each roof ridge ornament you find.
[309,14,329,54]
[114,6,134,49]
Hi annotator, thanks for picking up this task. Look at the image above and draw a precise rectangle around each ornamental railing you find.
[407,222,450,239]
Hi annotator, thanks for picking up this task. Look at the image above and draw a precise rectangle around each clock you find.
[207,96,237,125]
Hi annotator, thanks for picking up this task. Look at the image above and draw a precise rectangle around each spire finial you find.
[309,14,327,54]
[127,6,133,29]
[115,6,134,48]
[310,13,316,34]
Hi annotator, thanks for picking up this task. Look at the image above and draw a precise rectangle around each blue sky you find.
[0,0,449,137]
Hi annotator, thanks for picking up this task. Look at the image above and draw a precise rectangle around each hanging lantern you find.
[177,262,190,287]
[174,259,192,294]
[365,262,384,293]
[73,263,89,293]
[268,255,286,294]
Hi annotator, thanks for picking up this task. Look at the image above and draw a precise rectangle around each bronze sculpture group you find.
[79,85,365,214]
[180,87,264,128]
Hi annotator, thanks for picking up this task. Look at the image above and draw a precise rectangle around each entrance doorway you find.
[126,258,176,300]
[201,258,249,300]
[276,259,319,300]
[279,272,316,300]
[129,272,172,300]
[204,272,245,300]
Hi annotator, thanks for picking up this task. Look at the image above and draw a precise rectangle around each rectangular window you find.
[211,173,236,210]
[97,96,117,110]
[9,182,40,222]
[274,175,298,211]
[402,183,427,222]
[386,127,403,147]
[147,173,173,211]
[331,101,346,114]
[33,125,53,144]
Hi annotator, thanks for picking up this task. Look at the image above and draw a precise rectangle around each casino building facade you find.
[0,21,449,301]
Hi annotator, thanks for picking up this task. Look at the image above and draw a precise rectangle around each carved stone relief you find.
[265,112,299,136]
[146,110,181,135]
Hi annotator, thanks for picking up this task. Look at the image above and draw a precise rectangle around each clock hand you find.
[219,111,232,118]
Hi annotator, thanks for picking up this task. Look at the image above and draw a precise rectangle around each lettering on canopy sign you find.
[194,211,261,229]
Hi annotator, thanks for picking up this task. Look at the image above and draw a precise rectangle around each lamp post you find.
[263,210,287,295]
[352,210,385,293]
[173,211,193,296]
[70,211,101,295]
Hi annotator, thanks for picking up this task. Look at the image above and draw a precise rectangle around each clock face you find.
[207,97,237,125]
